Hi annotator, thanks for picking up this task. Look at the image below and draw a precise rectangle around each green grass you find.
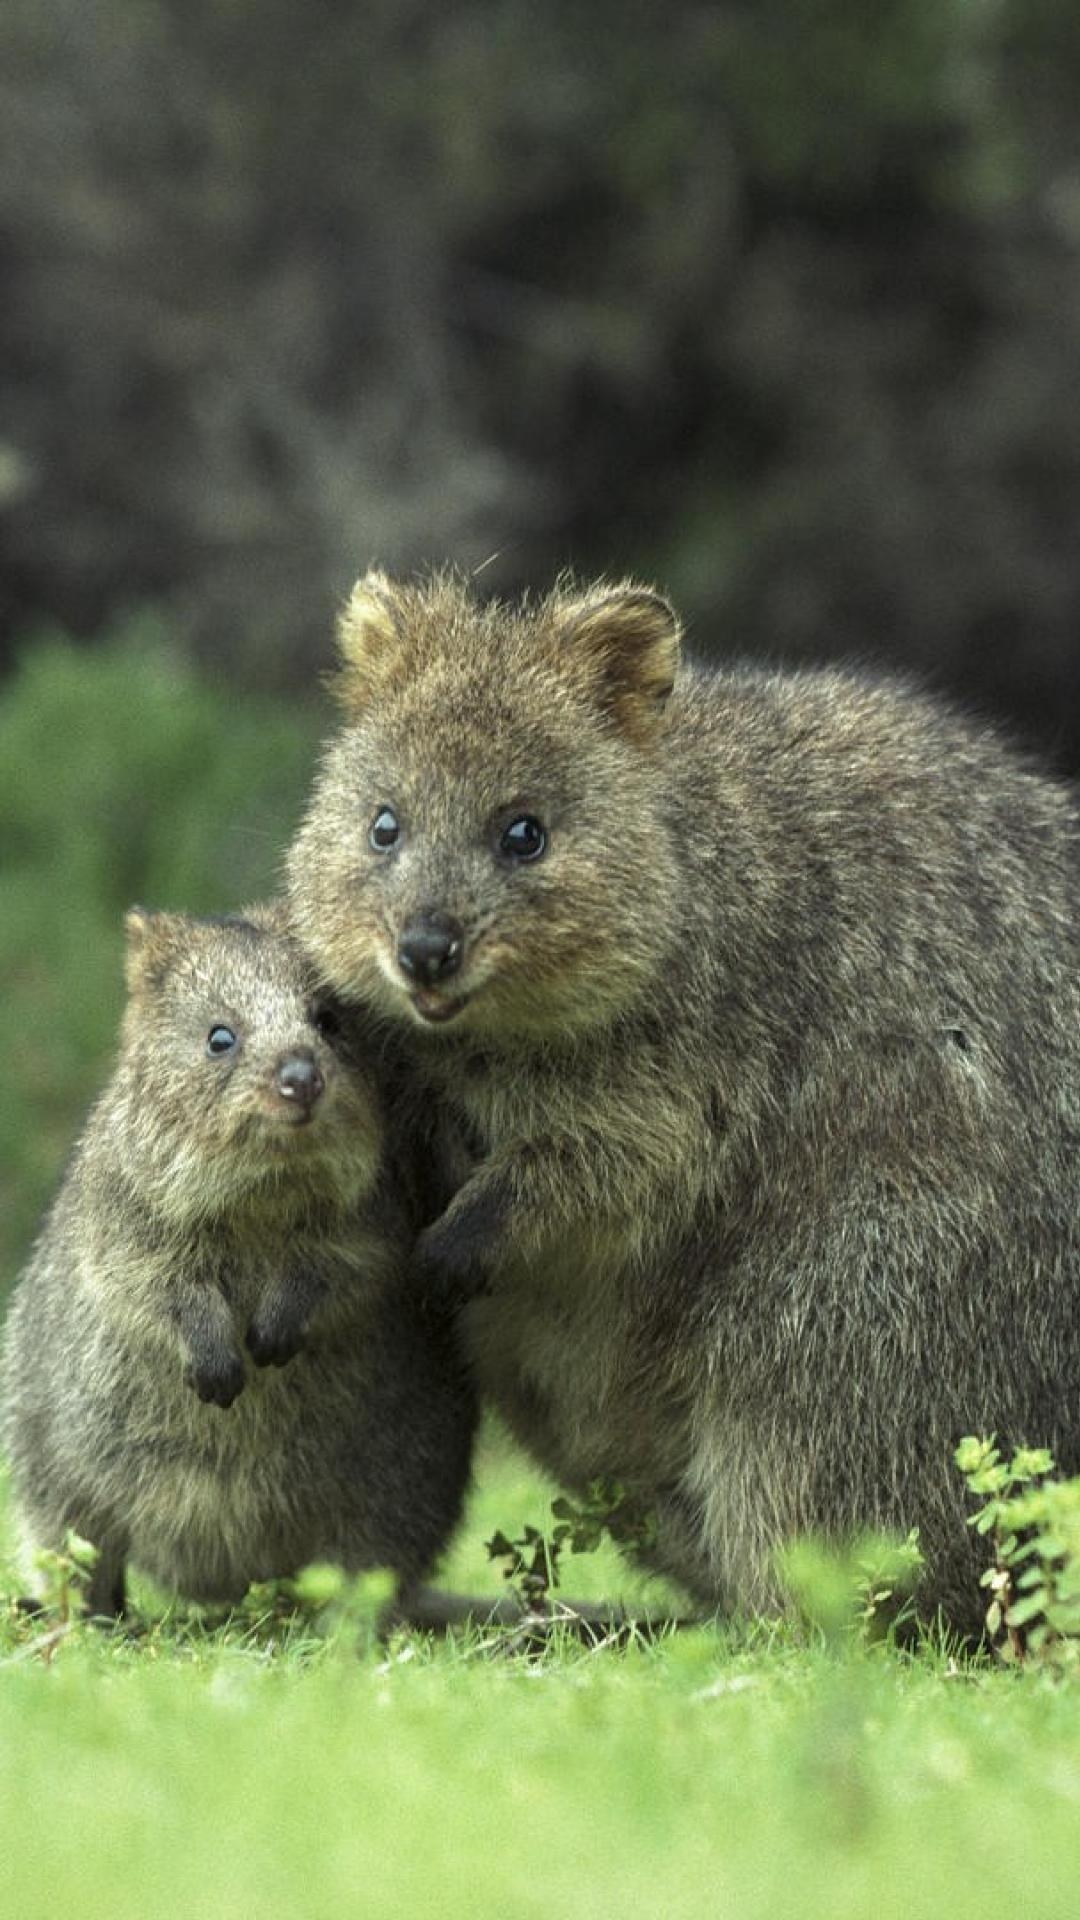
[3,1435,1080,1920]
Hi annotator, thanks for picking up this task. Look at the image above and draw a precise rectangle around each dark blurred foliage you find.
[4,1,1080,754]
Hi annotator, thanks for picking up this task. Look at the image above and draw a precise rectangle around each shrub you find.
[956,1435,1080,1665]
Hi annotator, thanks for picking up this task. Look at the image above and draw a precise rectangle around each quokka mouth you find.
[261,1122,319,1153]
[408,988,469,1026]
[257,1104,324,1144]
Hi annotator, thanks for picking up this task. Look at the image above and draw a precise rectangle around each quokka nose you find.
[275,1051,325,1109]
[397,912,465,984]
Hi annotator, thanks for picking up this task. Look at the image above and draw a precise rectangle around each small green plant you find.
[282,1563,396,1654]
[955,1435,1080,1665]
[31,1528,100,1624]
[779,1530,924,1646]
[850,1529,924,1633]
[485,1524,563,1610]
[486,1480,657,1611]
[550,1479,659,1557]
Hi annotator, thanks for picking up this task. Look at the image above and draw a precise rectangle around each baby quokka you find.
[1,904,474,1616]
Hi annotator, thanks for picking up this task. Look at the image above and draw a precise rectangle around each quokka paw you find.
[413,1205,502,1303]
[245,1317,306,1370]
[184,1349,246,1409]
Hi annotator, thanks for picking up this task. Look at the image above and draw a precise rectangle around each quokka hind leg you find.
[84,1540,128,1621]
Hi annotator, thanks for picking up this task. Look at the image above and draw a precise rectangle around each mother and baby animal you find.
[6,571,1080,1634]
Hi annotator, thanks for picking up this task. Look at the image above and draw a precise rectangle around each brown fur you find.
[288,569,1080,1634]
[1,902,475,1615]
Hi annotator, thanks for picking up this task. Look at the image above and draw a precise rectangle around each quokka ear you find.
[556,585,681,738]
[334,569,409,713]
[123,906,188,996]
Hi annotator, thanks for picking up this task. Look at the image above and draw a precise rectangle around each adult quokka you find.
[288,568,1080,1633]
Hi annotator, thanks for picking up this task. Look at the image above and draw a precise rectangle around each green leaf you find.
[290,1563,346,1608]
[63,1530,101,1571]
[1005,1593,1047,1627]
[1010,1447,1055,1481]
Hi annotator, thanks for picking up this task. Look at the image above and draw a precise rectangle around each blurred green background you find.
[0,632,321,1285]
[6,0,1080,1283]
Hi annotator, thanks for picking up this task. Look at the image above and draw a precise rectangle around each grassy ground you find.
[3,1432,1080,1920]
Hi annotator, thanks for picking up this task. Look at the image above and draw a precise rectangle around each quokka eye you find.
[311,1002,342,1041]
[370,805,400,852]
[499,815,547,863]
[207,1025,237,1056]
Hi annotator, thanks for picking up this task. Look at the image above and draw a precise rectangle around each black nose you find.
[397,912,465,984]
[275,1051,325,1109]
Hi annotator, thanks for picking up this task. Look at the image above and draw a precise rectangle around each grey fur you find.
[1,903,475,1615]
[287,570,1080,1636]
